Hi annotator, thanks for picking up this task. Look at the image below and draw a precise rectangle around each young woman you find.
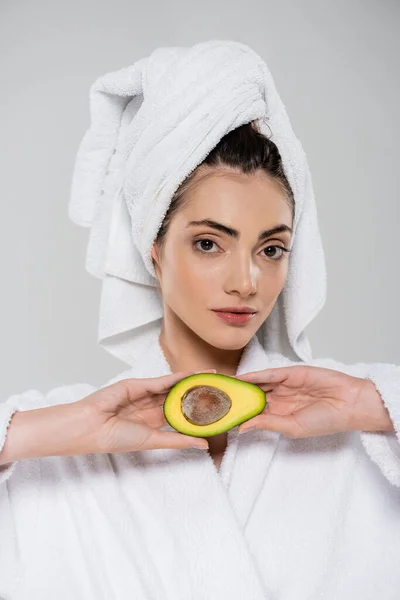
[1,42,399,600]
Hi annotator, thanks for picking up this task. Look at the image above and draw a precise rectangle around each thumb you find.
[138,369,218,395]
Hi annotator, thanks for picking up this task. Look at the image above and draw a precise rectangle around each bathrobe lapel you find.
[225,339,284,530]
[116,330,285,599]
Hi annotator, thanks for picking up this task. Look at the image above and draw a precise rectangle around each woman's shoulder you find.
[3,382,98,411]
[3,363,138,411]
[99,367,136,389]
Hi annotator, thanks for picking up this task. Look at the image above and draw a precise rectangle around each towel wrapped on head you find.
[68,39,327,367]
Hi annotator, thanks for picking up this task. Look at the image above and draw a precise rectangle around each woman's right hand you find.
[76,370,210,453]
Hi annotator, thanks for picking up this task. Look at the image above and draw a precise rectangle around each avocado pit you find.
[181,385,232,426]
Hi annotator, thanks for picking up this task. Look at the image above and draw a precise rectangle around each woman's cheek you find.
[188,266,214,294]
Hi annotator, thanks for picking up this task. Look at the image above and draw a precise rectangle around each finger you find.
[148,429,209,450]
[123,370,197,398]
[235,367,292,384]
[145,370,218,398]
[125,405,169,429]
[138,369,217,395]
[238,412,307,438]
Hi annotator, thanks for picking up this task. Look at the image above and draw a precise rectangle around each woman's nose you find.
[225,254,257,297]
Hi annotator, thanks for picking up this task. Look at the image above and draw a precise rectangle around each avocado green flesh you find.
[163,373,266,437]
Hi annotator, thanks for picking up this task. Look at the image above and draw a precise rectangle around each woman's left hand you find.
[235,365,394,438]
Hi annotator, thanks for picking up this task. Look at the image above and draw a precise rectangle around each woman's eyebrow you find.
[186,219,292,241]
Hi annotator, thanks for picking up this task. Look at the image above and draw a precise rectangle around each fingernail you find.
[194,369,217,374]
[193,444,209,450]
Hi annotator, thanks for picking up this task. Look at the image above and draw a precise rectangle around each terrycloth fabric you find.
[68,40,326,366]
[1,332,400,600]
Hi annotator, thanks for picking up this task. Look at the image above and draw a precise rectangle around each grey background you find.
[1,0,399,400]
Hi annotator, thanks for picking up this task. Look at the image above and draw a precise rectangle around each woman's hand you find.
[235,365,394,438]
[0,371,212,466]
[74,371,211,453]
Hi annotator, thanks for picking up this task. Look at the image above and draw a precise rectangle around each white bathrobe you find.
[1,327,400,600]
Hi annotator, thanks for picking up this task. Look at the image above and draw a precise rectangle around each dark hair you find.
[152,120,295,267]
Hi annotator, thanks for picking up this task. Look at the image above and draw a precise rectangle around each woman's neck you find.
[158,313,245,377]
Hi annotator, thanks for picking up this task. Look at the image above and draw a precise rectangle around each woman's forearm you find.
[0,403,92,465]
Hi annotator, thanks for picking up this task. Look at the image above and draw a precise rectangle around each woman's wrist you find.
[354,378,395,433]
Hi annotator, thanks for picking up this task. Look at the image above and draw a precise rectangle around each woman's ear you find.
[151,243,159,266]
[151,244,162,284]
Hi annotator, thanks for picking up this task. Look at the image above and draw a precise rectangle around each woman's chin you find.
[201,327,256,351]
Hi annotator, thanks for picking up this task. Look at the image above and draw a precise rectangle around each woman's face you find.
[151,168,293,350]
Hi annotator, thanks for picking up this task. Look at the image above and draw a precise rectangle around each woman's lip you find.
[212,308,257,314]
[212,310,256,325]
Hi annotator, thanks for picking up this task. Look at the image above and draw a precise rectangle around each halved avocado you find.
[163,373,266,437]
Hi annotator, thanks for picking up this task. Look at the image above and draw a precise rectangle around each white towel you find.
[68,40,327,367]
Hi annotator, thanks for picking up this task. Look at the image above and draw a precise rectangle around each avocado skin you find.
[163,372,266,438]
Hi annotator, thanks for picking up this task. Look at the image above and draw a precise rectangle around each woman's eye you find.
[262,246,287,261]
[193,239,219,253]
